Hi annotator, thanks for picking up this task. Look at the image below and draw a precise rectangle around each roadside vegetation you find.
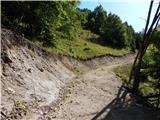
[1,1,139,59]
[34,30,130,59]
[1,1,159,109]
[114,27,160,108]
[113,64,132,85]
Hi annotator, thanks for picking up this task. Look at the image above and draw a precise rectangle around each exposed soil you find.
[1,28,160,120]
[41,57,159,120]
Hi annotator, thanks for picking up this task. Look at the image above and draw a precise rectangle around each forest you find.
[1,0,160,116]
[2,1,139,50]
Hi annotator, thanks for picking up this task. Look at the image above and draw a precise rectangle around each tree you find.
[85,5,107,35]
[83,5,136,49]
[1,1,81,46]
[122,22,136,51]
[135,32,143,49]
[103,13,125,47]
[141,27,160,108]
[129,0,160,94]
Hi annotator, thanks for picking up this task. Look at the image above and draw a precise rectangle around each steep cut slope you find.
[1,28,77,119]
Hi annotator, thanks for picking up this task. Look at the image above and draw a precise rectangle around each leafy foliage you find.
[114,26,160,108]
[34,30,130,60]
[141,27,160,98]
[2,2,137,58]
[2,1,80,46]
[82,5,137,49]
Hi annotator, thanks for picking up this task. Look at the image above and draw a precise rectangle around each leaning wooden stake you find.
[129,0,160,93]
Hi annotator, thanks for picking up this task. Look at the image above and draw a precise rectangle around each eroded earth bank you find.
[1,28,159,120]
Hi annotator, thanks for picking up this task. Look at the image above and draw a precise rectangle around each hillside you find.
[0,28,133,119]
[1,1,135,60]
[1,28,160,120]
[1,28,75,118]
[1,1,160,120]
[32,30,130,60]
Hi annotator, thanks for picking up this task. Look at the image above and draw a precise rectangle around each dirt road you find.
[38,56,159,120]
[2,28,159,120]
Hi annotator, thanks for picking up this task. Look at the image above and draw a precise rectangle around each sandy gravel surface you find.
[39,57,159,120]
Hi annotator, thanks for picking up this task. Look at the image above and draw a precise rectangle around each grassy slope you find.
[34,30,130,60]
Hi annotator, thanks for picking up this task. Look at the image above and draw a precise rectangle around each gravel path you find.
[41,57,159,120]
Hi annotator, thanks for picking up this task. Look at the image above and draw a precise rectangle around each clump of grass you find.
[113,64,132,84]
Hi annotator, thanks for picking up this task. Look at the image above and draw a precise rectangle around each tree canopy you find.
[82,5,136,49]
[2,1,81,46]
[2,2,139,49]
